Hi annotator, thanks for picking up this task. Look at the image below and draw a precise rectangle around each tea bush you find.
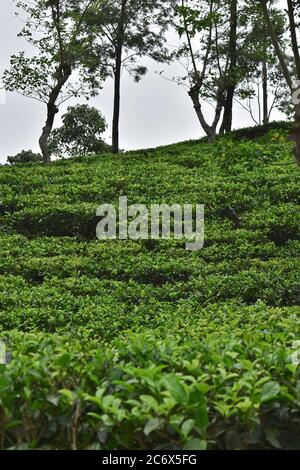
[0,136,299,449]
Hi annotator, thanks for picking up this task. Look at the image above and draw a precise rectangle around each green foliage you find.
[85,0,176,81]
[3,1,100,104]
[49,105,109,158]
[0,135,300,449]
[1,331,300,450]
[6,150,43,165]
[2,0,104,164]
[175,0,232,101]
[260,128,290,144]
[228,121,292,141]
[236,2,289,122]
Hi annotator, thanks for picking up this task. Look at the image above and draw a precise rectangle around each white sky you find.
[0,0,285,163]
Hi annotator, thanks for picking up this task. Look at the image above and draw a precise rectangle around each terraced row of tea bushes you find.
[0,231,299,338]
[0,143,299,238]
[0,280,299,341]
[0,137,299,449]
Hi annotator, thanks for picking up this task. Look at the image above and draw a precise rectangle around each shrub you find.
[7,150,43,165]
[49,105,110,158]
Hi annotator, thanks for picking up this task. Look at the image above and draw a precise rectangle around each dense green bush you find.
[6,150,43,165]
[49,105,110,158]
[1,331,300,450]
[228,121,293,141]
[0,135,299,449]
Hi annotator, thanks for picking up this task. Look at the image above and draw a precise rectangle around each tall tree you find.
[112,0,127,155]
[219,0,238,134]
[259,0,300,166]
[3,0,101,165]
[236,2,287,126]
[176,0,235,142]
[86,0,175,153]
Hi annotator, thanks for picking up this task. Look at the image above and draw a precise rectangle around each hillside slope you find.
[0,137,300,449]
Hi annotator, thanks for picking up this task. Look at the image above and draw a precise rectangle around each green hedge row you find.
[1,331,300,450]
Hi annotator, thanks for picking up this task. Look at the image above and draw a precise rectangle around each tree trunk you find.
[220,0,238,134]
[112,0,127,154]
[112,48,122,154]
[294,104,300,167]
[39,65,72,165]
[287,0,300,168]
[262,61,268,125]
[39,103,59,165]
[189,86,223,143]
[259,0,293,90]
[220,86,235,134]
[287,0,300,79]
[207,128,217,143]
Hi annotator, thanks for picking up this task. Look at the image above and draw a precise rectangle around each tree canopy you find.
[49,104,109,157]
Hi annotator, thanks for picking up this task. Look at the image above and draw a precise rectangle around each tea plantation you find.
[0,136,300,449]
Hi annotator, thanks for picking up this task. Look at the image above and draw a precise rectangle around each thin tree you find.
[86,0,176,154]
[3,0,101,165]
[176,0,232,142]
[259,0,300,166]
[235,2,287,126]
[219,0,238,134]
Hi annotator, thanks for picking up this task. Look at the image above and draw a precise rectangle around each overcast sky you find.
[0,0,285,164]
